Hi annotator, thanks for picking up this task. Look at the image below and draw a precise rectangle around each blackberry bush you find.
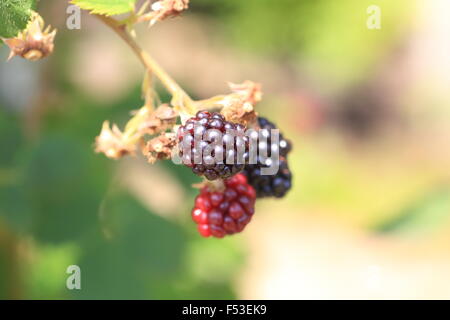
[3,1,294,240]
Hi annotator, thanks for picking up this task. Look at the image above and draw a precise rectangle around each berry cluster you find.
[192,174,256,238]
[178,111,249,180]
[243,117,293,198]
[186,113,294,238]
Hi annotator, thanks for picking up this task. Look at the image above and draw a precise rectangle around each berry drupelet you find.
[243,117,293,198]
[244,156,292,198]
[192,174,256,238]
[257,117,292,157]
[178,111,249,180]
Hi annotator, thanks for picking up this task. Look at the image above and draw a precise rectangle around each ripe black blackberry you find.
[178,111,249,180]
[244,156,292,198]
[243,117,293,198]
[258,117,292,157]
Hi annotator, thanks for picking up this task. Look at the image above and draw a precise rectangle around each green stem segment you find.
[96,14,196,116]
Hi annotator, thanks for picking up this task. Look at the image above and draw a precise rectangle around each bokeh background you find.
[1,0,449,299]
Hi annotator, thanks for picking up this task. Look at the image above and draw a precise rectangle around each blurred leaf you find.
[43,85,143,143]
[0,186,32,233]
[71,0,137,16]
[25,243,80,299]
[100,191,186,274]
[376,187,450,236]
[72,236,148,299]
[0,111,24,167]
[0,247,8,299]
[21,135,110,243]
[187,237,245,284]
[0,0,35,38]
[71,192,187,299]
[0,111,31,234]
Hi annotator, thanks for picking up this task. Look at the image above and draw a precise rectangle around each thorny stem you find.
[96,14,196,116]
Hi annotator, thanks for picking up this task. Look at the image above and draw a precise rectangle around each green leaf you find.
[22,135,110,244]
[0,0,35,38]
[25,244,80,299]
[71,192,187,299]
[0,186,32,234]
[71,0,137,16]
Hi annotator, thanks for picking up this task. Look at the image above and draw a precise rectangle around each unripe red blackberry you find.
[178,111,249,180]
[243,117,293,198]
[191,174,256,238]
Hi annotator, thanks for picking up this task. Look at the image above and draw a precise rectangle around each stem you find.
[194,94,230,110]
[123,105,149,142]
[142,70,155,112]
[96,14,196,115]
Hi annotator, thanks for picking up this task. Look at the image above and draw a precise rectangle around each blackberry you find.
[178,111,249,180]
[192,174,256,238]
[243,117,293,198]
[244,156,292,198]
[257,117,292,157]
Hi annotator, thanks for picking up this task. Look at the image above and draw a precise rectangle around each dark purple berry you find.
[178,111,250,180]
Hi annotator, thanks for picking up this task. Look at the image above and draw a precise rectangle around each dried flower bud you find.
[229,80,263,105]
[138,104,178,135]
[95,121,136,159]
[220,96,257,126]
[150,0,189,25]
[143,132,177,164]
[2,12,56,61]
[217,81,262,126]
[154,103,179,121]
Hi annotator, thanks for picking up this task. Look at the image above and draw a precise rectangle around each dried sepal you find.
[150,0,189,25]
[220,81,262,125]
[154,103,178,121]
[143,132,177,164]
[2,12,57,61]
[229,80,263,105]
[220,97,257,126]
[95,121,137,159]
[192,179,226,193]
[138,104,178,135]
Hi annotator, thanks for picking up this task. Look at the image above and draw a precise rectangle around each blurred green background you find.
[0,0,450,299]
